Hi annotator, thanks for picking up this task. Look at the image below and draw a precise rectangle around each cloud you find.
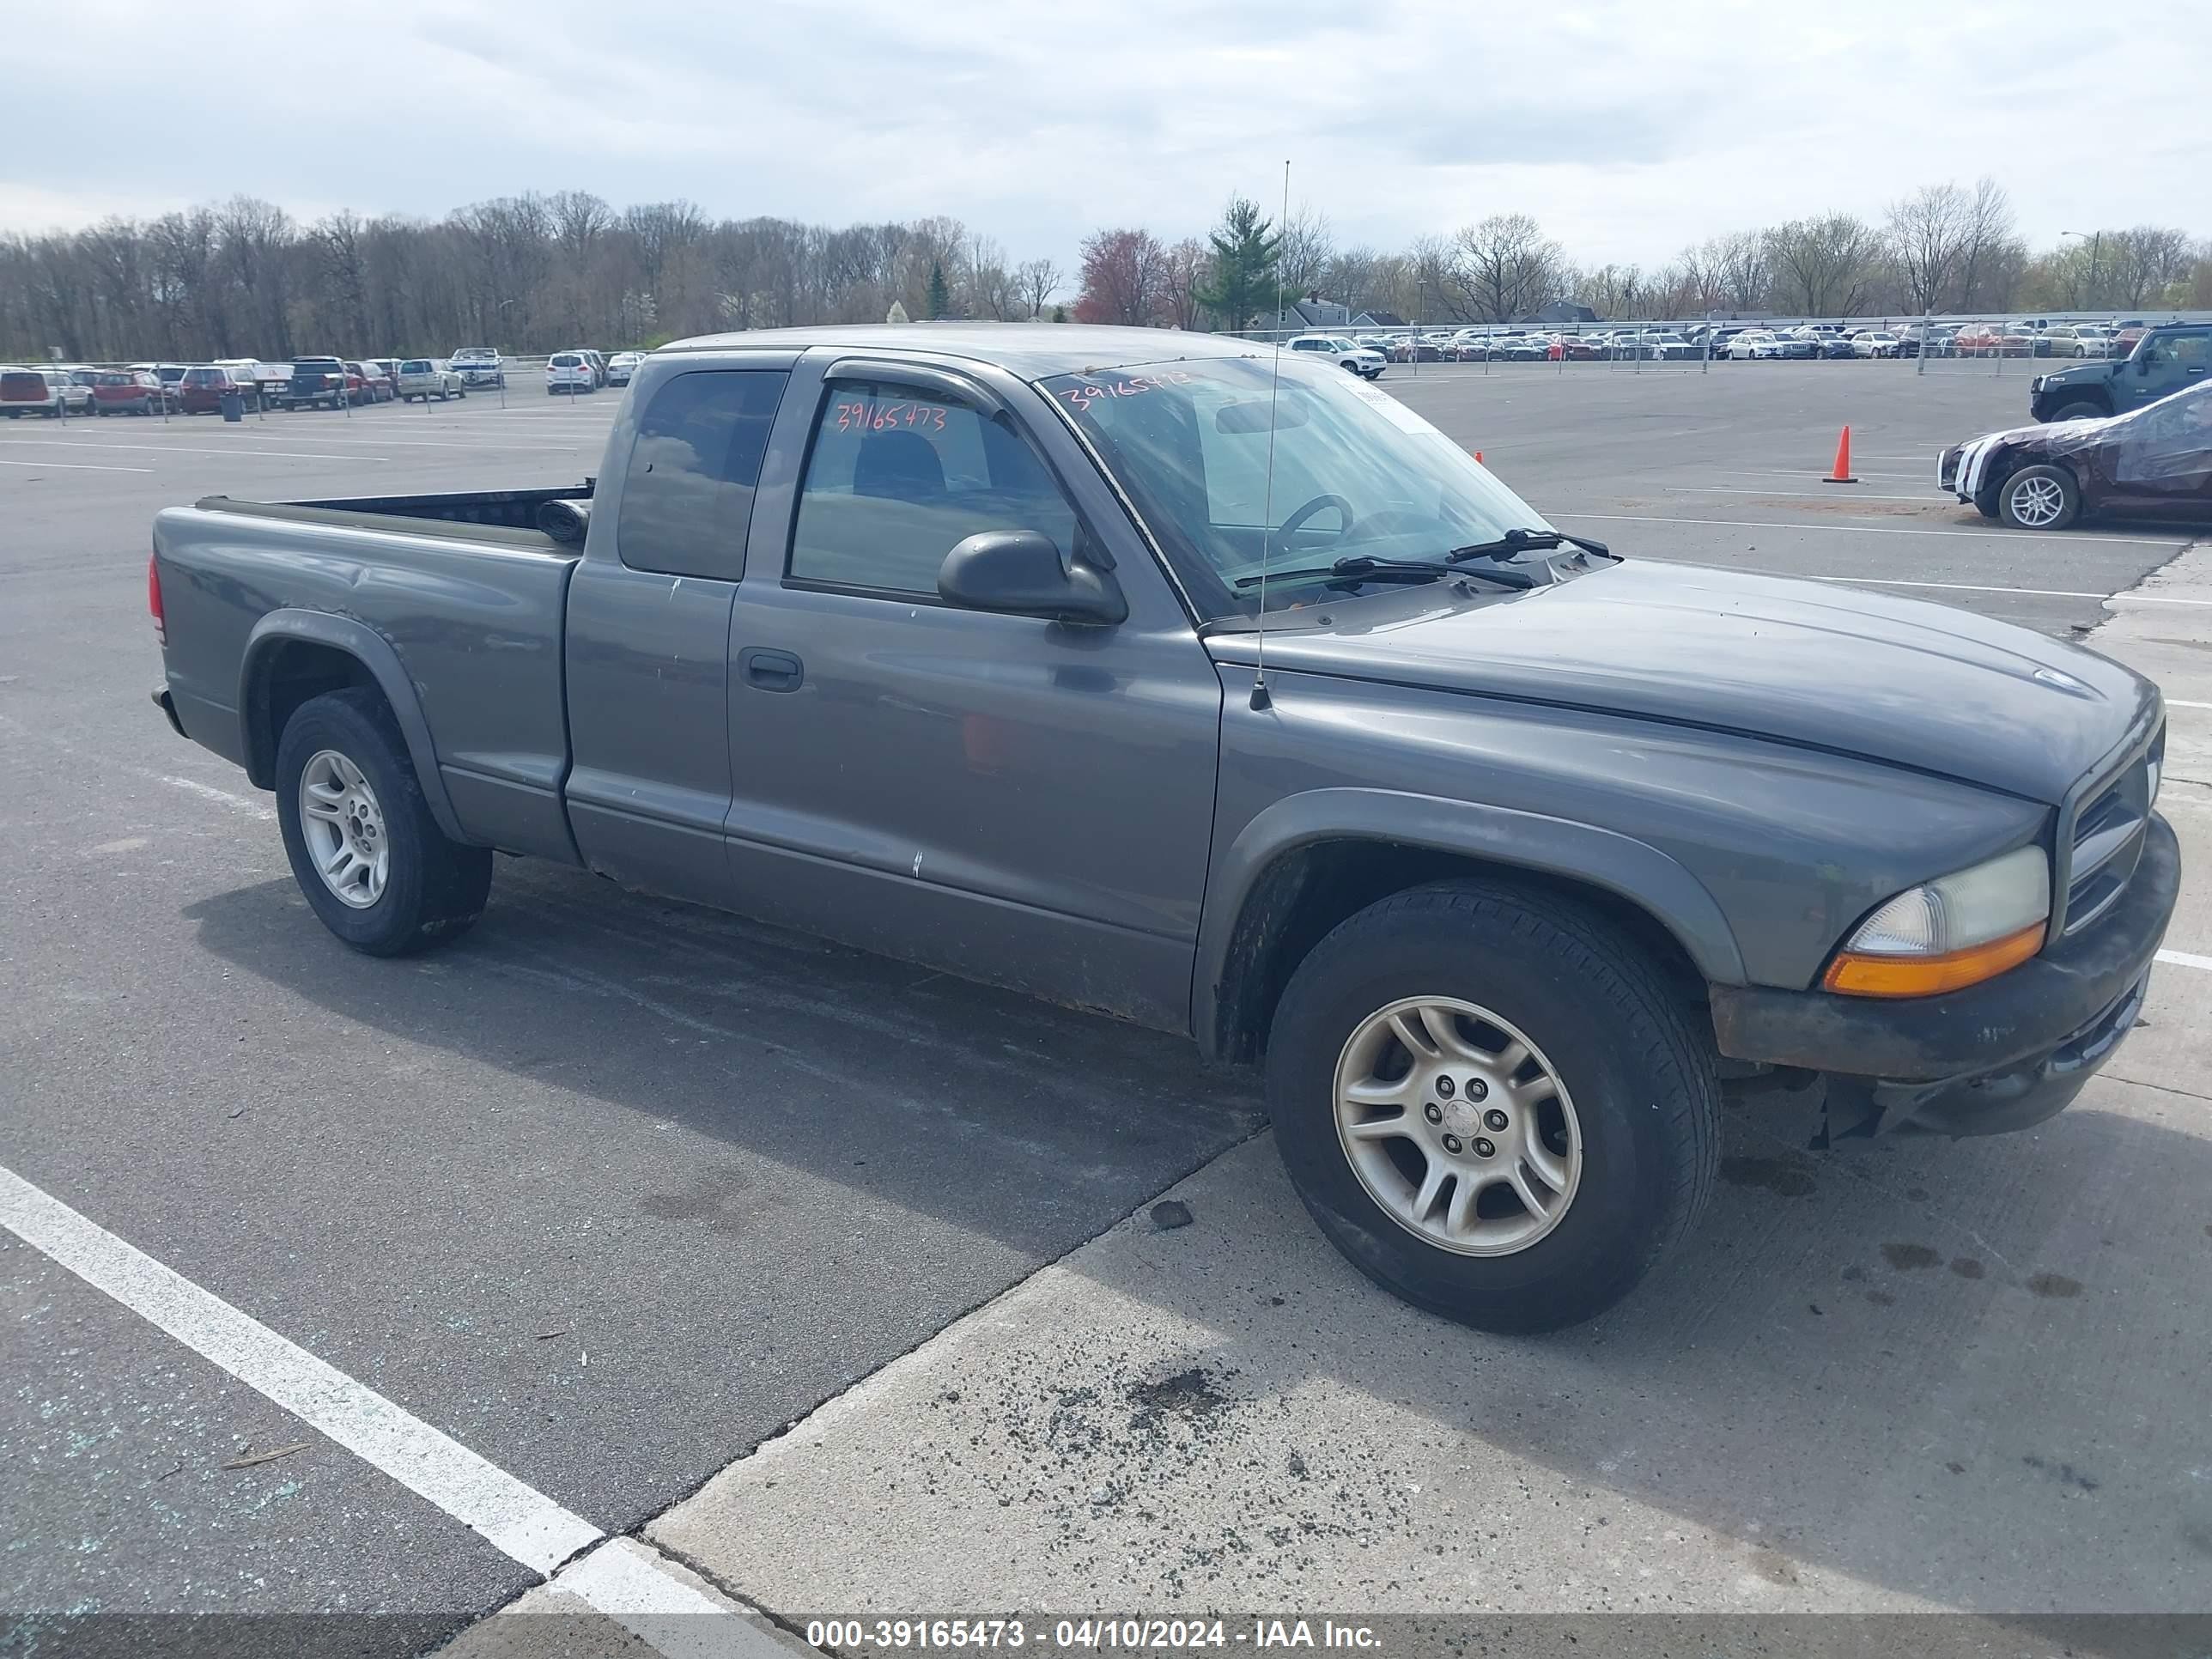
[3,0,2205,270]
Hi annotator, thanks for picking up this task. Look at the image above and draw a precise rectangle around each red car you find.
[173,365,260,415]
[91,370,175,416]
[345,361,393,404]
[1545,336,1600,361]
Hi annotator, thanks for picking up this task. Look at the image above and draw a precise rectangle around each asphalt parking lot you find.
[4,365,2209,1656]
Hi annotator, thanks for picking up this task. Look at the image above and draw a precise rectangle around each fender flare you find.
[1193,787,1747,1060]
[238,609,467,842]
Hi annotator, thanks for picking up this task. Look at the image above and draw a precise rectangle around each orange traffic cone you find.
[1823,425,1858,483]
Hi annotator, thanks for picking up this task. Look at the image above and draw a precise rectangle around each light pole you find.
[2061,230,2101,311]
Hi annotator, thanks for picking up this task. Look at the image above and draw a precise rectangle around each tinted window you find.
[787,381,1079,598]
[550,354,582,368]
[400,360,433,374]
[616,369,787,582]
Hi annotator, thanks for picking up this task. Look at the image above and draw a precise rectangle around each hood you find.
[2038,358,2117,387]
[1209,561,2154,803]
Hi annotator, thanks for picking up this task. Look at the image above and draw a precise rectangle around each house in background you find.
[1276,295,1352,330]
[1352,309,1408,329]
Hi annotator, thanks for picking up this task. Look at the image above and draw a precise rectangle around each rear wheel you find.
[1267,879,1719,1332]
[275,688,494,957]
[1998,464,2079,532]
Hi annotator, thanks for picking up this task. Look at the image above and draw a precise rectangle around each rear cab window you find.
[615,370,788,581]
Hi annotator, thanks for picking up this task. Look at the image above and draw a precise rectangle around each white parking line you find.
[2159,950,2212,972]
[0,1163,782,1652]
[2167,699,2212,710]
[555,1539,797,1656]
[0,1163,599,1572]
[1555,511,2196,549]
[0,457,154,472]
[1,441,386,463]
[159,775,276,819]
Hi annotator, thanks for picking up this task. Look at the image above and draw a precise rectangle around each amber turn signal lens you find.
[1821,921,2046,998]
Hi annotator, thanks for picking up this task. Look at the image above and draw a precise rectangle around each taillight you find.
[149,551,166,647]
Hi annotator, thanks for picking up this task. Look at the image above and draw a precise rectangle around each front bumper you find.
[1710,814,2179,1139]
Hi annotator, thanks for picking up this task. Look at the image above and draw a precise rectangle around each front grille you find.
[2062,730,2160,936]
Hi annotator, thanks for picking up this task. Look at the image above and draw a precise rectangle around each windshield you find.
[1043,355,1556,619]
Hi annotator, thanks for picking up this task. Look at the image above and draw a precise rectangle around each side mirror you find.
[939,530,1127,625]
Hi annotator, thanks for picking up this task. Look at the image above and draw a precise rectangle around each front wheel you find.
[1998,464,2079,532]
[2048,401,2106,424]
[276,688,494,956]
[1267,879,1719,1333]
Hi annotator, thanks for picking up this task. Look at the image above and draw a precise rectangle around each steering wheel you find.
[1273,493,1356,550]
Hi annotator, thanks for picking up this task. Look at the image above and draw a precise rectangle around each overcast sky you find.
[9,0,2206,276]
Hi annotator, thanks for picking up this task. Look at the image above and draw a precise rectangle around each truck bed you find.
[153,488,592,867]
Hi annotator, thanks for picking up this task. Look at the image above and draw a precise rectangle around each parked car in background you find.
[1942,380,2212,531]
[2071,325,2118,358]
[450,347,505,389]
[283,356,352,410]
[1818,336,1857,360]
[361,357,402,390]
[396,359,466,401]
[2,367,94,417]
[2031,322,2211,422]
[1853,331,1901,359]
[1546,336,1600,362]
[1285,334,1387,379]
[1728,331,1784,361]
[90,370,172,415]
[1389,338,1443,363]
[546,351,597,395]
[174,364,261,414]
[345,362,394,404]
[606,351,642,386]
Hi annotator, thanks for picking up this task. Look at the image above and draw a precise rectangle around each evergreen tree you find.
[927,262,951,319]
[1196,197,1281,330]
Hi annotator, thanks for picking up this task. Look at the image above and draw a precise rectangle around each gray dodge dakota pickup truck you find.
[150,324,2178,1331]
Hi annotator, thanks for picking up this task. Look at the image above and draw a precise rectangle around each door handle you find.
[740,647,803,691]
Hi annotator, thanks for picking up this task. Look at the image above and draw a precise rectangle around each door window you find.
[787,380,1079,598]
[616,369,787,581]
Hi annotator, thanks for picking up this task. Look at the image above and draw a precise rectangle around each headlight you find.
[1822,846,2050,998]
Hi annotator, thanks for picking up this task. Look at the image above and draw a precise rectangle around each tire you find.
[275,687,494,957]
[1266,878,1719,1334]
[1997,463,2079,532]
[2049,401,2106,424]
[456,386,465,398]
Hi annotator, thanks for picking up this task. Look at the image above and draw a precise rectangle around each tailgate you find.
[2,372,50,404]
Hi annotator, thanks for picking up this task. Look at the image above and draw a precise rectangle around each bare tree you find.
[2105,225,2196,307]
[1160,237,1210,331]
[1708,230,1771,312]
[1952,178,2020,312]
[1765,214,1885,316]
[1276,205,1335,300]
[1885,182,1972,314]
[1448,215,1565,323]
[1014,257,1063,319]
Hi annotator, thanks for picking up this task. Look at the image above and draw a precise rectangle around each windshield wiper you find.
[1233,555,1534,592]
[1444,527,1611,562]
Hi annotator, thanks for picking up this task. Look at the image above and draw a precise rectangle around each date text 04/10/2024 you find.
[801,1619,1380,1650]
